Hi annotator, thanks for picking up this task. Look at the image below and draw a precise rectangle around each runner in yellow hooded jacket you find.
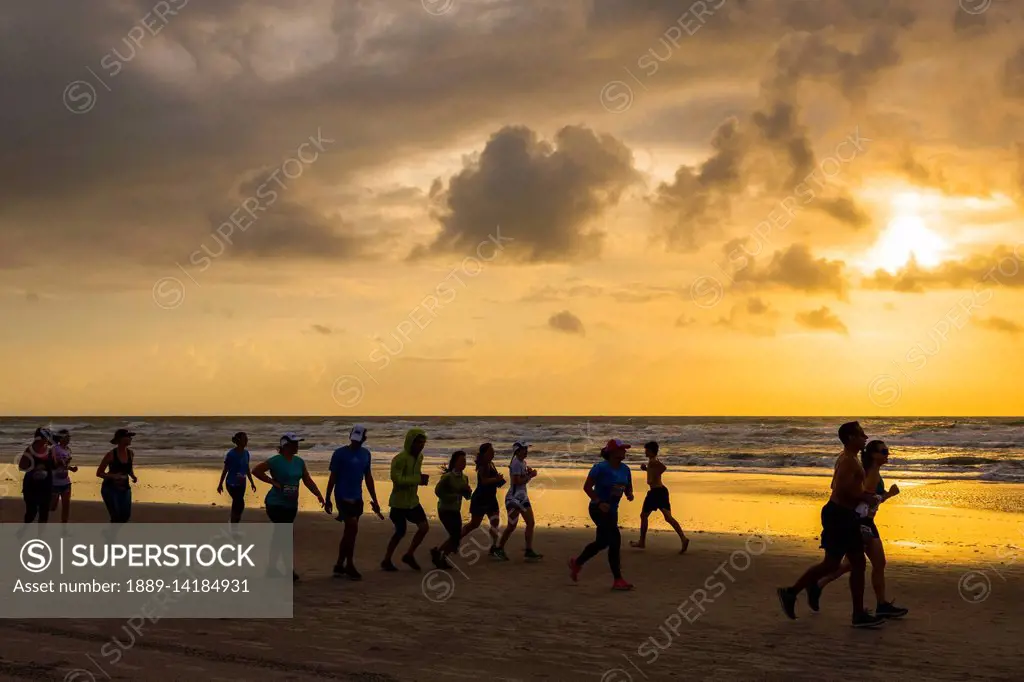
[381,428,430,571]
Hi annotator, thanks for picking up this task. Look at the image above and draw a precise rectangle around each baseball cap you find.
[33,427,54,444]
[110,428,136,444]
[605,438,631,451]
[350,424,367,442]
[513,440,529,452]
[279,432,304,447]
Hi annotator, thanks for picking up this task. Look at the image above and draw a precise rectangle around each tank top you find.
[107,448,134,486]
[473,463,499,500]
[23,446,53,483]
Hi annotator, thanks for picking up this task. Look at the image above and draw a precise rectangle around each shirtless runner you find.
[630,442,689,553]
[777,421,885,628]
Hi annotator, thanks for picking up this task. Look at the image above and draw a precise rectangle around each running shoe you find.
[380,560,399,572]
[293,571,300,582]
[777,587,797,620]
[524,549,543,562]
[806,583,822,612]
[332,563,346,577]
[568,557,581,582]
[492,548,510,561]
[401,554,422,571]
[345,565,363,581]
[852,611,886,628]
[612,578,634,591]
[875,601,909,619]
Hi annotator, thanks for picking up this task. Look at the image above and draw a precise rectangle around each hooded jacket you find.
[389,428,427,509]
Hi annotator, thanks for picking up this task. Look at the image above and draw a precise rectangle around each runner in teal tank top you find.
[252,433,325,582]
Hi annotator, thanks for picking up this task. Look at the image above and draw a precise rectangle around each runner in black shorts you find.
[381,429,430,572]
[460,443,506,556]
[816,440,909,619]
[630,442,689,553]
[777,421,885,628]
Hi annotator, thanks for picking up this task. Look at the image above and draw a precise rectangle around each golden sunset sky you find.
[2,0,1023,416]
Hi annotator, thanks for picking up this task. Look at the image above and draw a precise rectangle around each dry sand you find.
[1,499,1022,681]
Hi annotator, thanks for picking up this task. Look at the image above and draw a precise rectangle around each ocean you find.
[3,417,1023,482]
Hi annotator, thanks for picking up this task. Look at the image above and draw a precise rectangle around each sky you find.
[2,0,1024,416]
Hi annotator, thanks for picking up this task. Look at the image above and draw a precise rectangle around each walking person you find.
[630,441,689,553]
[814,440,909,618]
[569,439,635,590]
[50,429,78,525]
[777,421,886,628]
[381,428,431,572]
[431,450,472,570]
[252,433,325,582]
[324,424,383,580]
[217,432,256,527]
[494,441,543,562]
[20,428,55,524]
[459,443,506,557]
[96,428,138,524]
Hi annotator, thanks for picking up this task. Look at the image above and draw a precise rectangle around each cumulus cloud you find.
[734,244,848,298]
[863,248,1024,292]
[416,125,638,262]
[795,306,848,335]
[548,310,585,336]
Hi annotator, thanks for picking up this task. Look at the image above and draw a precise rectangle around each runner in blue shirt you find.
[324,424,382,580]
[569,439,635,591]
[217,432,257,527]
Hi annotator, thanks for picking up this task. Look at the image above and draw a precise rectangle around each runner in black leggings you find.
[96,428,138,524]
[569,439,635,591]
[20,428,54,524]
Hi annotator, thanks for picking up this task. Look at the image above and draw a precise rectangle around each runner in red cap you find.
[569,438,634,590]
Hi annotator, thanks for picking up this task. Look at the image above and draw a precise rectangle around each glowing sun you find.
[870,193,948,272]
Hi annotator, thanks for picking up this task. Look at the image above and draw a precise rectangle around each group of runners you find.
[16,420,908,626]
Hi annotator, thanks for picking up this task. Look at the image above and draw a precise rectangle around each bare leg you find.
[383,528,405,564]
[488,514,500,547]
[866,538,887,604]
[817,557,852,589]
[61,491,71,524]
[498,514,519,549]
[663,510,689,552]
[406,521,430,556]
[790,555,843,594]
[522,508,536,551]
[460,514,483,540]
[631,512,650,548]
[846,544,868,614]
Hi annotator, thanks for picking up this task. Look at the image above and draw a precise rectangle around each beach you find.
[2,468,1022,681]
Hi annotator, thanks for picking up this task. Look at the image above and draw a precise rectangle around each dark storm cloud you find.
[0,0,1019,281]
[652,117,747,250]
[416,125,639,262]
[734,244,848,298]
[548,310,586,336]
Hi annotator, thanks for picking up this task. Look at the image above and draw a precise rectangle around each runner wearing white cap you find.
[494,441,542,562]
[252,433,325,581]
[324,424,382,580]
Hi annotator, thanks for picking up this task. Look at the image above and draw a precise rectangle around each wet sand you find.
[0,495,1022,681]
[6,465,1022,559]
